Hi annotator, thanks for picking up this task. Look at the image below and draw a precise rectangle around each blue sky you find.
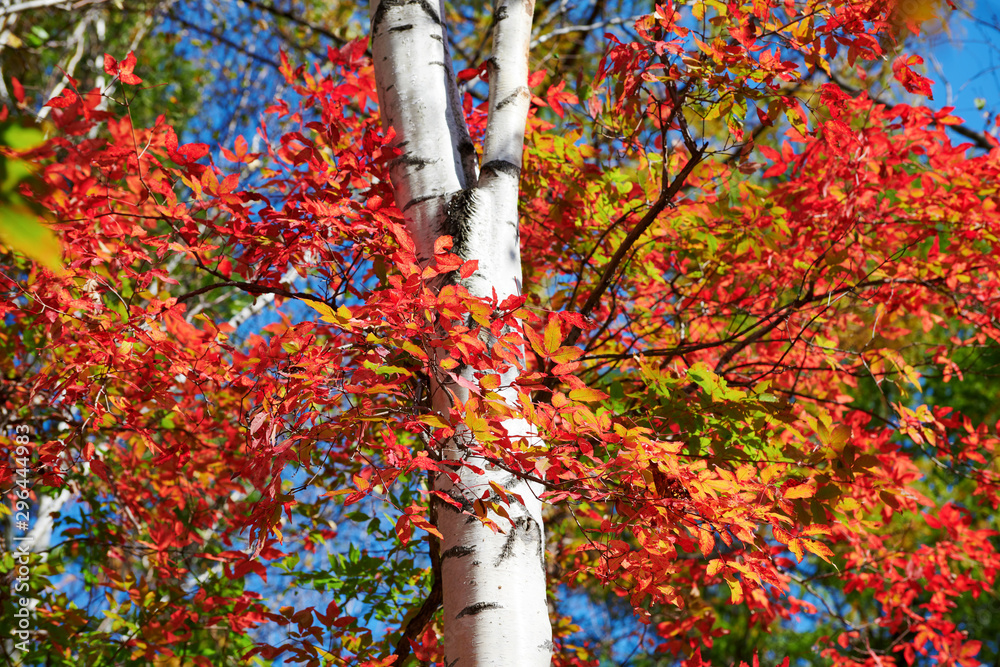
[923,4,1000,130]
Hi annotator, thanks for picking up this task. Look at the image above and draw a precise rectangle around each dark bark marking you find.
[371,0,442,34]
[496,86,530,110]
[456,601,502,619]
[402,193,440,212]
[389,153,438,171]
[494,4,509,21]
[494,522,519,566]
[430,33,443,41]
[498,473,520,487]
[486,55,500,74]
[429,61,446,67]
[441,545,476,560]
[481,159,521,178]
[388,23,414,32]
[529,518,545,571]
[539,640,555,651]
[444,657,458,667]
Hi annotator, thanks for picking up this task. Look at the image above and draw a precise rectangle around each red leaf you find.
[119,51,143,85]
[587,94,602,119]
[234,134,248,159]
[892,54,932,98]
[103,54,118,76]
[45,94,75,109]
[434,235,453,254]
[250,412,267,434]
[177,143,210,162]
[545,80,578,119]
[11,77,23,104]
[459,259,478,279]
[90,459,111,484]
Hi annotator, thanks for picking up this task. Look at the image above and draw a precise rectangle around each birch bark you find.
[369,0,551,664]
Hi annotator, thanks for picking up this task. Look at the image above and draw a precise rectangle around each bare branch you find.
[173,281,330,307]
[239,0,345,46]
[530,14,640,48]
[0,0,81,17]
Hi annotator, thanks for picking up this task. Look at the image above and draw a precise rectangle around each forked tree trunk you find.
[368,0,551,664]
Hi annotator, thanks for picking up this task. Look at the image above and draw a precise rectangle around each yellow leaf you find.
[760,463,782,484]
[821,423,851,449]
[543,318,561,355]
[569,387,608,403]
[838,497,861,512]
[802,539,834,563]
[418,414,450,428]
[550,346,582,364]
[304,300,337,319]
[788,538,804,562]
[401,340,428,360]
[315,646,338,660]
[726,577,743,603]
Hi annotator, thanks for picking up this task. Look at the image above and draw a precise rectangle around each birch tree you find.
[369,0,551,664]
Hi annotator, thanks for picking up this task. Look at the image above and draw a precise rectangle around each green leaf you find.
[2,124,44,150]
[0,206,63,272]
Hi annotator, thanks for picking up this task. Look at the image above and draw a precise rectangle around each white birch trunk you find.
[369,0,551,664]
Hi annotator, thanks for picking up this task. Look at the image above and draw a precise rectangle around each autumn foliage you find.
[2,0,999,665]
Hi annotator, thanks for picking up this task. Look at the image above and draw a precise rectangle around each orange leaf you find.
[783,483,815,499]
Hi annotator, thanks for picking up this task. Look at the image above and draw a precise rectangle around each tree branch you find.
[564,143,704,348]
[0,0,83,17]
[169,14,283,71]
[531,14,640,48]
[392,499,443,663]
[173,281,329,306]
[239,0,345,46]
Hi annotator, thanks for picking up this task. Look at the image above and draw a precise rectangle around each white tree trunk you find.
[369,0,551,664]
